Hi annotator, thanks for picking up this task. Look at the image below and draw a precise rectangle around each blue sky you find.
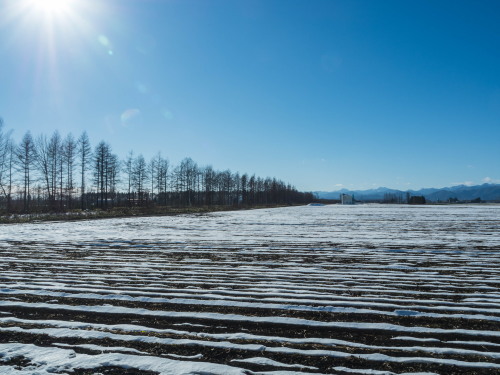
[1,0,499,191]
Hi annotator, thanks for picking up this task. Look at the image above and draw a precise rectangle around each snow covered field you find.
[0,204,499,374]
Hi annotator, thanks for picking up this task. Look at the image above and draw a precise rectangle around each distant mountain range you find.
[315,183,500,202]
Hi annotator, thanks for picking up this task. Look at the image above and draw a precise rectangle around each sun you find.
[32,0,73,15]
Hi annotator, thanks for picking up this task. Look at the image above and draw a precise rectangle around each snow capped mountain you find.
[315,184,500,202]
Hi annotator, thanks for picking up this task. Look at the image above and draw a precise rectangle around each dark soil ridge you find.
[2,318,499,360]
[2,303,500,346]
[3,294,499,332]
[5,284,494,310]
[1,330,498,375]
[1,270,496,302]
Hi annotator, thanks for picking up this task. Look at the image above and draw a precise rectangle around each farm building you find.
[340,193,354,205]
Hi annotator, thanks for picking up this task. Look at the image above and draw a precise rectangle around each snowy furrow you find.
[1,280,498,307]
[2,300,500,338]
[1,268,499,296]
[2,326,500,368]
[2,288,500,322]
[1,204,499,374]
[3,316,500,358]
[2,283,500,313]
[1,266,498,288]
[0,343,247,375]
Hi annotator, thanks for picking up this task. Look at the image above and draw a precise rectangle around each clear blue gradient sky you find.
[1,0,499,191]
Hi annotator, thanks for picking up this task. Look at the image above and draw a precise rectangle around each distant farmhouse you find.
[340,193,354,205]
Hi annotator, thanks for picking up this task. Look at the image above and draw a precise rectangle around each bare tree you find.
[132,154,147,205]
[94,141,110,208]
[240,173,248,205]
[94,141,119,209]
[107,153,119,204]
[123,151,134,206]
[0,119,13,206]
[179,157,197,206]
[77,132,92,210]
[5,139,15,211]
[154,154,169,206]
[34,131,63,210]
[62,133,76,208]
[16,132,37,212]
[35,134,53,209]
[48,131,63,208]
[248,175,256,205]
[202,166,215,206]
[149,156,156,201]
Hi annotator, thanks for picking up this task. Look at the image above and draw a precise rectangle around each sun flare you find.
[32,0,73,15]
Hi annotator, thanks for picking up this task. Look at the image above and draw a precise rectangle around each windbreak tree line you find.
[0,123,313,214]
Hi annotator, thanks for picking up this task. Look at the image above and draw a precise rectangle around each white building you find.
[340,193,354,205]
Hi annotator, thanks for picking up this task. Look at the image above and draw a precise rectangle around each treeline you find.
[382,192,426,205]
[0,121,313,214]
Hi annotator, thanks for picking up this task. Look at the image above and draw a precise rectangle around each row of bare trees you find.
[0,121,313,213]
